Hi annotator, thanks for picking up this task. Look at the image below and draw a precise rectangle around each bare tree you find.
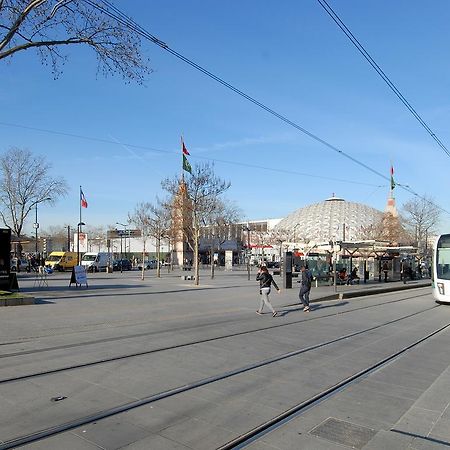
[146,200,170,278]
[360,211,410,246]
[162,163,231,286]
[266,227,290,264]
[0,147,68,238]
[129,199,170,279]
[0,0,151,82]
[402,195,441,256]
[43,223,71,250]
[201,200,241,279]
[128,202,151,281]
[85,225,106,251]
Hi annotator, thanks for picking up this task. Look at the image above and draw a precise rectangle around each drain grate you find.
[310,417,377,449]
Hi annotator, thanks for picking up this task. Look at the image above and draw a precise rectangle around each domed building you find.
[275,196,383,243]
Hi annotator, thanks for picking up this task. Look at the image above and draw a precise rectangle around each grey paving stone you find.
[159,416,235,449]
[392,406,442,436]
[17,431,103,449]
[407,432,450,450]
[368,366,440,391]
[360,378,425,402]
[426,412,450,443]
[192,396,279,434]
[120,403,192,433]
[71,415,154,449]
[120,433,192,449]
[332,387,416,427]
[362,429,414,449]
[255,426,351,450]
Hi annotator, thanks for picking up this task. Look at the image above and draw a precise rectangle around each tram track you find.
[0,291,431,384]
[0,303,442,449]
[0,289,429,360]
[218,321,450,449]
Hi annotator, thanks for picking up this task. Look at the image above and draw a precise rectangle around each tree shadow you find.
[22,284,246,301]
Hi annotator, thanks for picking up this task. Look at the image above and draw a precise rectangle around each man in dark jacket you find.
[299,265,312,312]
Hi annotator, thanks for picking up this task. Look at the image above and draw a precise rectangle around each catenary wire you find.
[0,121,381,187]
[81,0,450,215]
[83,0,390,182]
[316,0,450,158]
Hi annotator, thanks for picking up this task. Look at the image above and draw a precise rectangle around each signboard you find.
[0,228,11,277]
[107,229,142,239]
[74,232,88,253]
[225,250,233,271]
[70,265,88,288]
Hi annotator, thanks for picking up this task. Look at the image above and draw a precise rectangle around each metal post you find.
[67,226,70,252]
[120,233,123,273]
[35,203,38,253]
[247,225,251,281]
[77,224,80,265]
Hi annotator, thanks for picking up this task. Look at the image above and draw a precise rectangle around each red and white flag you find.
[182,139,190,155]
[80,189,88,208]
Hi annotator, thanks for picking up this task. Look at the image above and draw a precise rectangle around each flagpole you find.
[180,135,184,184]
[78,186,82,265]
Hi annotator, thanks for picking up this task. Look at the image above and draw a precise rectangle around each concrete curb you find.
[311,282,431,303]
[0,296,35,307]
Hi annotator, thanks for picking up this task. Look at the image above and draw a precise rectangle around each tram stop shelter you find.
[336,240,417,283]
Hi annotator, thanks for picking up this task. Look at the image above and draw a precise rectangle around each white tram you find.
[433,234,450,303]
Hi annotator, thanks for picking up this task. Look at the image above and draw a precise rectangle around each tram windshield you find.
[436,234,450,280]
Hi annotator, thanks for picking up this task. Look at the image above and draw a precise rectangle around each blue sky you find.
[1,0,450,234]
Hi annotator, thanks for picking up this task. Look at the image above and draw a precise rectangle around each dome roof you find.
[275,197,383,242]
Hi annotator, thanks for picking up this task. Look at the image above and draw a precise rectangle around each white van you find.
[81,252,110,272]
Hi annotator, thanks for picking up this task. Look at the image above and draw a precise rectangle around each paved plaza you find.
[0,269,448,449]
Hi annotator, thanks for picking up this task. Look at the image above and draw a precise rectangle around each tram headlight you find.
[437,283,445,295]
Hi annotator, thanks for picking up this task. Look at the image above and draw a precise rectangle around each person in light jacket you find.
[256,266,281,317]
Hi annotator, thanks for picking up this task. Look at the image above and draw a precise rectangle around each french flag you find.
[80,189,88,208]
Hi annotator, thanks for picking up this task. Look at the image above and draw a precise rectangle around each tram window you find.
[437,235,450,280]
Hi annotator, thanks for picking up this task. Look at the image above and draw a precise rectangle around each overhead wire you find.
[0,121,381,187]
[316,0,450,158]
[80,0,450,215]
[83,0,390,183]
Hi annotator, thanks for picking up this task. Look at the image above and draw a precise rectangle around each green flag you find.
[183,154,192,174]
[390,165,395,190]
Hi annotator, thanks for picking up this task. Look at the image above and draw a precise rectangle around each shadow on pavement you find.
[278,301,349,316]
[24,284,247,301]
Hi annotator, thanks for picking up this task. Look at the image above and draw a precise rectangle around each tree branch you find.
[0,0,47,53]
[0,36,92,59]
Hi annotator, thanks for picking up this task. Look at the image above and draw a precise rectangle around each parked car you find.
[138,260,158,270]
[10,257,29,272]
[113,259,132,271]
[266,261,280,269]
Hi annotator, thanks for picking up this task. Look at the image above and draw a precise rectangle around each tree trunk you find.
[210,246,215,279]
[155,236,160,278]
[141,239,146,281]
[194,230,200,286]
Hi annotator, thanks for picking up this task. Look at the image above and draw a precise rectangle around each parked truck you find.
[81,252,110,272]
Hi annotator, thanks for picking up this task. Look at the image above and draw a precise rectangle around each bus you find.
[433,234,450,303]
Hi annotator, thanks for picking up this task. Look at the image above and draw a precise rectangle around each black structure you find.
[0,228,14,290]
[283,251,293,289]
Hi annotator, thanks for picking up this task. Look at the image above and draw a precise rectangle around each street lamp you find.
[33,198,51,254]
[77,222,85,265]
[116,222,129,259]
[242,224,251,281]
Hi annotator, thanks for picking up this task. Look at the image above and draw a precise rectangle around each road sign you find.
[107,229,142,239]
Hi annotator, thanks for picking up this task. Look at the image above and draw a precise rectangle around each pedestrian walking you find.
[256,266,280,317]
[299,265,313,312]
